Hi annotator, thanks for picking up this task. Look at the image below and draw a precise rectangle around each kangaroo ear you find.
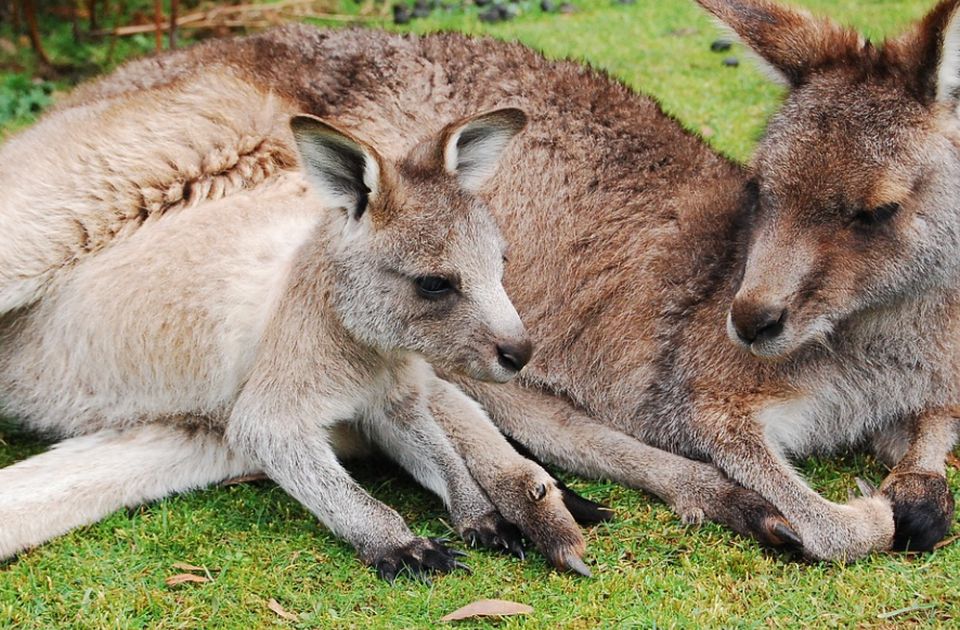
[290,114,382,220]
[442,108,527,192]
[695,0,864,87]
[896,0,960,108]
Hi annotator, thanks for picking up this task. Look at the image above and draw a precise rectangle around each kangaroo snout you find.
[730,299,786,345]
[496,338,533,373]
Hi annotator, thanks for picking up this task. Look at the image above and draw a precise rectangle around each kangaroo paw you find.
[881,471,955,552]
[373,538,469,583]
[459,510,525,558]
[491,472,591,576]
[701,484,801,549]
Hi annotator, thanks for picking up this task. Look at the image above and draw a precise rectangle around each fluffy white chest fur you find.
[0,174,321,434]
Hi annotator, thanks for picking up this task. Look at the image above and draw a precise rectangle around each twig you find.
[96,6,371,37]
[153,0,163,51]
[86,0,97,31]
[877,603,937,620]
[169,0,179,48]
[22,0,51,66]
[72,0,81,42]
[934,534,959,550]
[280,10,377,21]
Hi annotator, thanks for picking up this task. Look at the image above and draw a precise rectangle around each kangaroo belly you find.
[0,176,321,436]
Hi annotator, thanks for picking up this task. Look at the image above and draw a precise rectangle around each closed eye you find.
[414,275,457,299]
[852,202,900,227]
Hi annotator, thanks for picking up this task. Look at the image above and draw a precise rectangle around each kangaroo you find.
[10,0,960,561]
[0,73,593,579]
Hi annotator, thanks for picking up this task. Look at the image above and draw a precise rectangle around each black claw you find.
[376,561,399,584]
[453,561,472,574]
[462,513,525,558]
[562,553,592,577]
[449,549,469,558]
[372,538,462,583]
[557,480,615,526]
[855,477,879,498]
[529,482,548,501]
[772,521,803,548]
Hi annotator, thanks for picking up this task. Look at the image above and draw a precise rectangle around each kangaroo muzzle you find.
[729,298,787,346]
[496,338,534,373]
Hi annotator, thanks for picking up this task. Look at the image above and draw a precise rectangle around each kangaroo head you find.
[290,108,531,382]
[699,0,960,358]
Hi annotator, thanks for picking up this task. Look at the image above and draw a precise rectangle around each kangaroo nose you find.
[730,300,786,345]
[497,339,533,372]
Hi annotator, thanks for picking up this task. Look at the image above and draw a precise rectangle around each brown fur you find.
[20,0,960,560]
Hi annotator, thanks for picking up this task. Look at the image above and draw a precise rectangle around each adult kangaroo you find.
[12,0,960,561]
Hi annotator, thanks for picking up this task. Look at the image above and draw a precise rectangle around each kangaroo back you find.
[0,72,297,314]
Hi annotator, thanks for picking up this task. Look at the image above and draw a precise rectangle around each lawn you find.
[2,0,959,627]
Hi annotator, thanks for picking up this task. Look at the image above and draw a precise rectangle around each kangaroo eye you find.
[414,276,455,299]
[853,203,900,227]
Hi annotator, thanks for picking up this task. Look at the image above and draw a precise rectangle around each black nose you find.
[497,339,533,372]
[730,301,786,345]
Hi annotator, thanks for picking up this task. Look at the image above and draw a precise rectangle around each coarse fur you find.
[7,0,960,562]
[0,73,594,578]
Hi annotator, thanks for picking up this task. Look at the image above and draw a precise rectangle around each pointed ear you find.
[695,0,864,87]
[893,0,960,108]
[442,108,527,192]
[290,114,382,220]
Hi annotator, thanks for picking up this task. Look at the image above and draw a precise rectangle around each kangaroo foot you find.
[373,538,469,583]
[881,471,955,552]
[458,509,525,558]
[492,470,591,576]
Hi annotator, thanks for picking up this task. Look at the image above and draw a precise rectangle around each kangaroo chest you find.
[758,338,942,457]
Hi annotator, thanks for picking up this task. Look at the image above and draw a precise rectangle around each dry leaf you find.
[946,453,960,469]
[268,598,300,622]
[441,599,533,622]
[171,562,206,572]
[165,573,210,587]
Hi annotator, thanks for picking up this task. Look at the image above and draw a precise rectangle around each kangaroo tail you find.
[0,423,256,560]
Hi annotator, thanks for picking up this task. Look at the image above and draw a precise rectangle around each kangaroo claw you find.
[561,553,592,577]
[772,520,803,548]
[373,537,463,583]
[855,477,879,498]
[459,511,526,557]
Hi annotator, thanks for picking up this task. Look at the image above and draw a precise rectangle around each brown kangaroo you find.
[11,0,960,562]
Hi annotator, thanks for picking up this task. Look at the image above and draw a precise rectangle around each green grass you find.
[2,0,959,627]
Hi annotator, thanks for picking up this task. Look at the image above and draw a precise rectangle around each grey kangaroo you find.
[9,0,960,562]
[0,73,593,579]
